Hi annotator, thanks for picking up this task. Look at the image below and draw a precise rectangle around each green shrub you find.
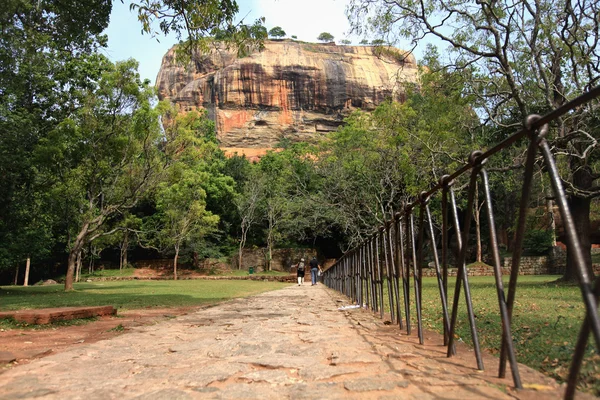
[523,229,554,255]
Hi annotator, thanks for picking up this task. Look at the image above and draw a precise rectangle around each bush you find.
[523,229,554,255]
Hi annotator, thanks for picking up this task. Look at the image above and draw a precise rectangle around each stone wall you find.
[419,246,600,277]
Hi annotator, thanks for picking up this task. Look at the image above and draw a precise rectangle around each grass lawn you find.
[0,279,290,312]
[378,275,598,395]
[80,267,136,279]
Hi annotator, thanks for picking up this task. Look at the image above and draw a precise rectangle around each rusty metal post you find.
[401,214,412,335]
[441,176,450,345]
[499,122,538,378]
[425,202,454,355]
[565,278,600,400]
[383,223,396,323]
[539,134,600,348]
[446,171,484,370]
[480,167,522,388]
[393,215,404,329]
[376,228,385,319]
[369,237,377,313]
[409,209,424,344]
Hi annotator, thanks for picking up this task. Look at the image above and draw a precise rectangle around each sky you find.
[102,0,363,84]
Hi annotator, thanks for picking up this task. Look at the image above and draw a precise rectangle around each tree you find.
[0,0,266,284]
[348,0,600,281]
[131,1,267,57]
[359,39,369,45]
[235,168,265,269]
[257,153,293,270]
[0,0,111,277]
[371,39,385,45]
[340,39,352,45]
[312,61,477,249]
[147,103,224,278]
[36,59,164,291]
[152,167,219,280]
[317,32,334,42]
[268,26,286,38]
[291,35,298,39]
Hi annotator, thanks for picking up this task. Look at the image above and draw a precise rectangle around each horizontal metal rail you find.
[322,86,600,398]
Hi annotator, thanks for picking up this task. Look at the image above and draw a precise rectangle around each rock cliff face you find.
[156,40,419,157]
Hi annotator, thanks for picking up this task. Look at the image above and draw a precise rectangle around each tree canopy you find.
[268,26,286,38]
[348,0,600,281]
[317,32,334,42]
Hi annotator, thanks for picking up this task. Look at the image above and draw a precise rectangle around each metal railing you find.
[323,86,600,399]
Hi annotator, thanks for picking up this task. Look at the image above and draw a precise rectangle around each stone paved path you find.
[0,284,586,399]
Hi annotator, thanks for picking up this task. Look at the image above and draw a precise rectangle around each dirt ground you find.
[0,306,200,371]
[0,268,206,371]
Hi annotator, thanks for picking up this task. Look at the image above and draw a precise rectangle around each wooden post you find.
[24,257,30,286]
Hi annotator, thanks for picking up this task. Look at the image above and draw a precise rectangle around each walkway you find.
[0,284,584,399]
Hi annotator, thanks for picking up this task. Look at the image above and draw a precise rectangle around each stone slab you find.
[0,306,116,325]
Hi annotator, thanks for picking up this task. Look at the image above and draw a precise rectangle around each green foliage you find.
[131,1,267,58]
[371,39,385,45]
[359,39,369,44]
[291,35,297,39]
[340,39,352,45]
[0,0,266,284]
[348,0,600,281]
[34,58,165,289]
[523,230,554,255]
[307,62,477,248]
[0,1,111,272]
[317,32,334,42]
[268,26,286,38]
[143,104,224,262]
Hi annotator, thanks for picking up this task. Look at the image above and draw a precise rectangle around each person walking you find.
[309,256,322,286]
[296,258,306,286]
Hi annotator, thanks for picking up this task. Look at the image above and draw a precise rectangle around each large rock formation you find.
[156,40,419,157]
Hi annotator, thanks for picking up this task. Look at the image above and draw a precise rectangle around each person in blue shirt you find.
[309,256,322,285]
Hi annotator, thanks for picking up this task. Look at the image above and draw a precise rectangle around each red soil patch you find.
[0,306,197,370]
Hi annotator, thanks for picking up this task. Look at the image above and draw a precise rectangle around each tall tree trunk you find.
[565,195,593,282]
[65,249,78,290]
[14,265,19,285]
[238,228,247,270]
[120,231,128,270]
[173,244,179,281]
[88,247,93,274]
[267,240,273,272]
[563,163,595,282]
[65,223,89,291]
[23,257,30,287]
[75,251,82,283]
